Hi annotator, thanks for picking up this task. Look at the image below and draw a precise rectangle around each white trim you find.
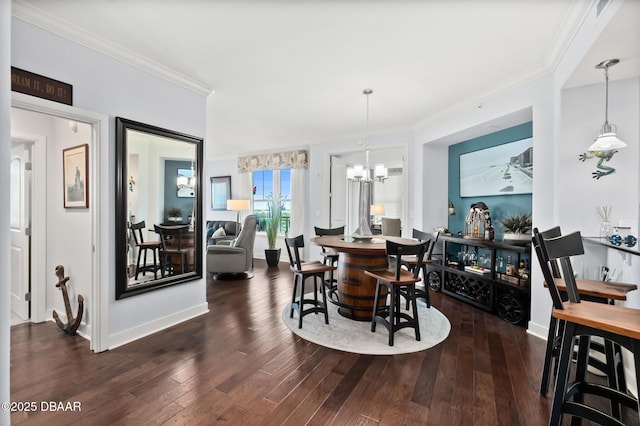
[108,303,209,350]
[526,320,548,341]
[11,92,109,352]
[12,0,213,97]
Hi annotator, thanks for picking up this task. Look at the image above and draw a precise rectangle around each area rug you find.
[282,298,451,355]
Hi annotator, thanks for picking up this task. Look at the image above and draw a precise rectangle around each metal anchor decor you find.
[52,265,84,335]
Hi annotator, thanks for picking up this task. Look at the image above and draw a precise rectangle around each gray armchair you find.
[206,215,257,276]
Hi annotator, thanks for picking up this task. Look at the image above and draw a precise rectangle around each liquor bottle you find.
[506,255,515,276]
[521,259,530,281]
[518,259,525,278]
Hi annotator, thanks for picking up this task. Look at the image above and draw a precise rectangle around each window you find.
[252,168,291,233]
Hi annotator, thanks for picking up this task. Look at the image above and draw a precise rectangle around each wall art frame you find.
[459,137,533,197]
[210,176,231,210]
[63,143,89,208]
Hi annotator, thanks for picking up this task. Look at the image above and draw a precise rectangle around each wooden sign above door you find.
[11,67,73,106]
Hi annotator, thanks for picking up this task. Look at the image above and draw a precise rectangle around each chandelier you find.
[346,89,388,182]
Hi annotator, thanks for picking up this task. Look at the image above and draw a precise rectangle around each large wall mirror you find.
[116,117,203,299]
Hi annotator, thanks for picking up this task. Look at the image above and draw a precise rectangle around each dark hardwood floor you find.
[10,260,639,425]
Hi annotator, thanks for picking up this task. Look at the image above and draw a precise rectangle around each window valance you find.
[237,149,308,173]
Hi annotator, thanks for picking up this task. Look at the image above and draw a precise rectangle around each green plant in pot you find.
[264,193,286,266]
[167,207,183,222]
[499,212,532,245]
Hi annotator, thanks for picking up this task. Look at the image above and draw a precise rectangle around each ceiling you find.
[12,0,640,157]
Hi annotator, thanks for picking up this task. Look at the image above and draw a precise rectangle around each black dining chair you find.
[365,239,428,346]
[129,220,161,280]
[285,235,336,329]
[534,226,636,399]
[398,229,439,308]
[534,228,640,425]
[313,226,344,294]
[154,224,191,277]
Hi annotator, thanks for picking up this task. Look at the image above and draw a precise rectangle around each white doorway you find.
[329,146,407,235]
[10,140,32,324]
[11,93,109,352]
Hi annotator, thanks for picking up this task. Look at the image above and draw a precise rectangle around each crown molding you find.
[12,0,214,96]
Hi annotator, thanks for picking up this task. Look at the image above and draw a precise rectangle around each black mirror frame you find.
[115,117,203,299]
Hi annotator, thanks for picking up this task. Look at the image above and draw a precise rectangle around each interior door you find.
[10,141,32,321]
[330,155,346,229]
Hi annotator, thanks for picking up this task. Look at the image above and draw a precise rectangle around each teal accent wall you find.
[164,160,195,222]
[448,122,532,239]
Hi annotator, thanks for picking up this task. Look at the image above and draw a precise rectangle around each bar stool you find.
[534,229,640,425]
[534,226,637,399]
[154,224,190,277]
[285,235,336,329]
[129,220,161,280]
[313,226,343,294]
[399,229,439,308]
[365,239,428,346]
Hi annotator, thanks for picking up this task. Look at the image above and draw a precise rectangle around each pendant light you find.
[588,58,626,152]
[346,89,387,182]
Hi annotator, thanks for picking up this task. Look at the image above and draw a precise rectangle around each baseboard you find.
[108,303,209,350]
[526,320,548,341]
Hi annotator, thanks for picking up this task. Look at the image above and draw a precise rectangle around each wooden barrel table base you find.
[336,252,388,321]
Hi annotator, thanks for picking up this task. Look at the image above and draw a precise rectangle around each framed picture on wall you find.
[63,144,89,208]
[210,176,231,210]
[177,168,195,198]
[459,138,533,197]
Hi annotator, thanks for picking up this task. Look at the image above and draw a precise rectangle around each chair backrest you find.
[412,229,440,261]
[154,224,190,250]
[532,228,564,310]
[386,240,428,280]
[233,215,258,249]
[129,220,147,245]
[533,227,585,308]
[285,234,304,271]
[538,226,562,278]
[231,215,258,267]
[314,226,344,236]
[314,226,344,253]
[382,218,401,237]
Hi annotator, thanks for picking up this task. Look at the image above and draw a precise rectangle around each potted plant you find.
[499,212,532,245]
[167,207,183,222]
[264,193,286,267]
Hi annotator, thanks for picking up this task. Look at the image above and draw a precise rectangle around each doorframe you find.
[324,143,409,235]
[12,93,109,352]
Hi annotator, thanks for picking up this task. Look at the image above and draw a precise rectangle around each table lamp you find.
[370,204,385,224]
[227,199,250,231]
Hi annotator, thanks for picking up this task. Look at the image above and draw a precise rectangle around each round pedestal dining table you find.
[310,234,420,321]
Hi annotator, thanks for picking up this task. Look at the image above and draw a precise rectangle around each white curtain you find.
[288,168,306,237]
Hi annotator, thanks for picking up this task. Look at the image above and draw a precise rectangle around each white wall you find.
[558,78,639,239]
[11,18,209,348]
[1,0,12,422]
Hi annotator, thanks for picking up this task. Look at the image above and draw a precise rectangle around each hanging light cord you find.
[603,65,610,126]
[364,88,372,166]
